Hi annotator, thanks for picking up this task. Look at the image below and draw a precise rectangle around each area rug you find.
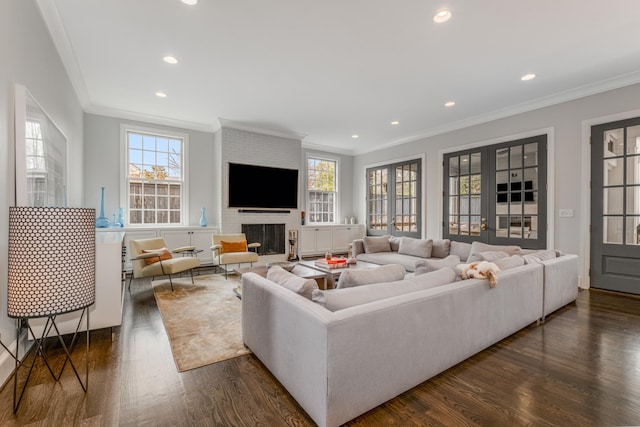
[152,274,251,372]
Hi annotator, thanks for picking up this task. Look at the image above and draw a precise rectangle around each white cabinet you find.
[300,227,333,255]
[299,225,365,256]
[159,228,215,265]
[332,225,365,253]
[30,232,126,337]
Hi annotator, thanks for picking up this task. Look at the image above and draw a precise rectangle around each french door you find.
[591,118,640,294]
[443,135,547,248]
[366,159,421,238]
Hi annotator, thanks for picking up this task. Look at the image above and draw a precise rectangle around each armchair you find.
[211,233,260,278]
[129,237,201,291]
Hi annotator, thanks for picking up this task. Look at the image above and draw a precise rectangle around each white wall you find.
[83,113,216,226]
[353,82,640,287]
[0,0,83,384]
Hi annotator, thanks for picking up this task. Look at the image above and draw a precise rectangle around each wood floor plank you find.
[1,270,640,426]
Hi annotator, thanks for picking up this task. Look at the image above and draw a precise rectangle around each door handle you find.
[481,223,488,231]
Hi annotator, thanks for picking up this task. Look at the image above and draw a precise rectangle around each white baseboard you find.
[0,329,32,390]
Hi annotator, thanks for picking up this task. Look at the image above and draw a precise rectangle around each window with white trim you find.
[124,128,187,225]
[307,156,337,223]
[25,120,47,207]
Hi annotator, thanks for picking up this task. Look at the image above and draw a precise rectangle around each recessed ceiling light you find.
[163,56,178,64]
[181,0,197,5]
[155,92,167,98]
[521,73,536,81]
[391,121,400,125]
[444,101,456,107]
[352,134,359,139]
[433,8,452,23]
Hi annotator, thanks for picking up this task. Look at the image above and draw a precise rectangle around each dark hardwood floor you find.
[1,269,639,426]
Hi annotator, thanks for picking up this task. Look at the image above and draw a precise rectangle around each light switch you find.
[559,209,574,218]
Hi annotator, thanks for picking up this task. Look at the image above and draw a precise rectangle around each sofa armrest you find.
[242,273,335,427]
[352,239,365,257]
[541,253,579,317]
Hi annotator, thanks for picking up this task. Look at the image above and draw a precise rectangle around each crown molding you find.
[301,140,354,156]
[86,105,217,133]
[354,70,640,155]
[36,0,91,108]
[218,118,306,141]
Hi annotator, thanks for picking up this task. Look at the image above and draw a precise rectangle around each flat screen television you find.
[228,163,298,209]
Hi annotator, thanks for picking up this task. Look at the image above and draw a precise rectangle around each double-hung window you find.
[25,120,47,207]
[123,126,188,225]
[307,156,337,223]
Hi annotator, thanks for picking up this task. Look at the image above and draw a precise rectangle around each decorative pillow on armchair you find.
[336,264,405,289]
[142,247,172,265]
[221,240,248,253]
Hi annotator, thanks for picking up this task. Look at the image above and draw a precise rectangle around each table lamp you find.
[7,206,95,412]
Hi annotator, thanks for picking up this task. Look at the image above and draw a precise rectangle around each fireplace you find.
[242,224,286,255]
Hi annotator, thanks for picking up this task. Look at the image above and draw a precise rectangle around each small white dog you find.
[456,261,501,287]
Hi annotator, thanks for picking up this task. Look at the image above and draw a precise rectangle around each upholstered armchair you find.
[129,237,201,291]
[211,233,260,278]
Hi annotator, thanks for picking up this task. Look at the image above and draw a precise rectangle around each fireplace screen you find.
[242,224,285,255]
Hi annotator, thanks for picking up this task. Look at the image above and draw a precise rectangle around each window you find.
[123,127,187,225]
[307,156,337,223]
[25,120,47,207]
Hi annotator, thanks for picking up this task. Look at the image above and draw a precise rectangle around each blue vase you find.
[95,187,111,228]
[199,207,207,227]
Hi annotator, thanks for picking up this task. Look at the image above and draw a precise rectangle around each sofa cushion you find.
[337,264,405,289]
[522,249,557,264]
[389,236,402,252]
[472,250,510,262]
[467,241,521,262]
[398,237,432,258]
[267,265,318,299]
[362,236,391,253]
[431,239,451,258]
[312,267,457,311]
[414,255,460,275]
[450,240,472,261]
[356,252,425,272]
[494,255,525,270]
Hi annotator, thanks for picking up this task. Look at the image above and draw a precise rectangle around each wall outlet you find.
[559,209,574,218]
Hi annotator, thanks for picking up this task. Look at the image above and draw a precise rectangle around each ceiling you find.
[38,0,640,155]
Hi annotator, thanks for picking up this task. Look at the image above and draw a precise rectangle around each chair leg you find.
[128,273,134,290]
[168,275,174,292]
[189,268,195,284]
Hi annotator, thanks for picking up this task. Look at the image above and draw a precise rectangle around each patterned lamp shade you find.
[7,207,96,318]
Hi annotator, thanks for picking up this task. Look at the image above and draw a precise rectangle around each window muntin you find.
[25,120,48,207]
[126,130,185,225]
[307,157,337,223]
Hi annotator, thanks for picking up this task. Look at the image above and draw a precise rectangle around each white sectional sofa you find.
[241,242,579,427]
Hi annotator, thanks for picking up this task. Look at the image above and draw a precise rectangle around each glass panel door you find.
[591,119,640,294]
[367,159,421,238]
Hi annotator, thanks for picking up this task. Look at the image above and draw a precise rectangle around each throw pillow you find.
[312,267,457,312]
[362,235,391,253]
[221,240,247,253]
[431,239,451,258]
[398,237,432,258]
[467,241,521,262]
[450,240,472,262]
[142,247,172,265]
[414,255,460,276]
[267,265,318,299]
[494,255,525,271]
[522,249,557,264]
[336,264,405,289]
[471,251,509,262]
[389,236,402,252]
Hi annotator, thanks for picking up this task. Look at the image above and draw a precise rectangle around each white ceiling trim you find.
[353,70,640,156]
[218,118,306,142]
[36,0,90,108]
